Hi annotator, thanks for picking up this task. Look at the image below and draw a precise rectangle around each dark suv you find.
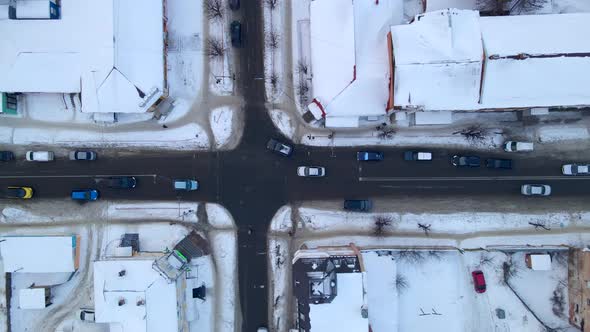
[344,199,372,212]
[0,151,14,161]
[486,158,512,169]
[266,139,293,157]
[231,21,242,47]
[107,176,137,189]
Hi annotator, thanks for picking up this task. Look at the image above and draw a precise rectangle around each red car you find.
[472,270,486,293]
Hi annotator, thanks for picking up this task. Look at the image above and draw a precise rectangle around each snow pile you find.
[210,106,235,149]
[208,230,238,331]
[269,109,295,140]
[538,125,590,142]
[206,203,235,229]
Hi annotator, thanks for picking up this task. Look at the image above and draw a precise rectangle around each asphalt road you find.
[2,3,590,332]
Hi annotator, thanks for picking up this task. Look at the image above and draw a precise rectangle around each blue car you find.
[357,151,384,161]
[71,189,99,201]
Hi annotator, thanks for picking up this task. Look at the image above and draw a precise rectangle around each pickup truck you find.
[266,139,293,157]
[404,151,432,161]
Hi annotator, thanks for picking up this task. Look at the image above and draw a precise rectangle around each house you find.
[0,235,80,273]
[0,0,167,117]
[388,9,590,113]
[306,0,395,128]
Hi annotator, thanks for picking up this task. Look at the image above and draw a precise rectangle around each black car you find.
[486,158,512,169]
[229,0,240,10]
[344,199,372,212]
[357,151,384,161]
[230,21,242,47]
[107,176,137,189]
[0,151,14,161]
[451,155,480,167]
[266,139,293,156]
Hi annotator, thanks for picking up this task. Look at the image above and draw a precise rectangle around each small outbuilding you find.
[525,253,552,271]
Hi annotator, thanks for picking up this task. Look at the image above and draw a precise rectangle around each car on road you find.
[357,151,384,161]
[257,328,268,332]
[266,139,293,157]
[174,179,199,191]
[229,0,240,10]
[69,150,97,161]
[404,151,432,161]
[562,163,590,176]
[79,309,95,322]
[486,158,512,169]
[5,187,33,199]
[71,189,99,201]
[230,21,242,47]
[0,151,14,161]
[343,199,372,212]
[451,155,480,167]
[472,270,486,293]
[107,176,137,189]
[26,151,54,162]
[297,166,325,177]
[503,141,534,152]
[521,184,551,196]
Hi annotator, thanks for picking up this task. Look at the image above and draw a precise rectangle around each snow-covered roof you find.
[310,0,355,104]
[390,9,483,110]
[529,254,551,271]
[391,10,590,111]
[0,235,77,273]
[19,288,47,309]
[310,0,394,127]
[93,259,178,332]
[309,273,367,331]
[0,0,165,113]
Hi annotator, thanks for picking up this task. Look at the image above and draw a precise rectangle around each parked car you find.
[357,151,384,161]
[79,309,95,322]
[229,0,240,10]
[343,199,372,212]
[451,155,480,167]
[69,150,97,161]
[71,189,99,201]
[521,184,551,196]
[107,176,137,189]
[26,151,54,162]
[266,139,293,157]
[174,179,199,191]
[562,163,590,176]
[0,151,15,161]
[486,158,512,169]
[297,166,325,177]
[257,328,268,332]
[5,187,33,199]
[472,270,486,293]
[230,21,242,47]
[503,141,534,152]
[404,151,432,161]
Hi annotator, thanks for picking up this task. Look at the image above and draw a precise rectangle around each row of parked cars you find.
[0,150,97,162]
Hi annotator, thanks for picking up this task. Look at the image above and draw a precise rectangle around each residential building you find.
[0,235,80,273]
[568,249,590,331]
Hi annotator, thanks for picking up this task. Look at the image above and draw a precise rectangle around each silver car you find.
[521,184,551,196]
[297,166,326,177]
[562,164,589,175]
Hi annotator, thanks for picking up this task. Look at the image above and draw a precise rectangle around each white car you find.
[503,141,534,152]
[26,151,54,162]
[562,164,590,176]
[521,184,551,196]
[297,166,325,177]
[173,179,199,191]
[79,309,95,322]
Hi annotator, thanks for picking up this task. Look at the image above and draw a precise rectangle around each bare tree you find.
[453,125,487,142]
[395,274,409,293]
[510,0,548,14]
[373,215,393,236]
[267,29,280,49]
[270,72,279,93]
[550,285,566,318]
[205,0,224,20]
[418,223,431,236]
[397,250,425,264]
[297,60,309,75]
[479,253,495,267]
[206,38,226,58]
[428,250,444,261]
[377,127,396,140]
[297,80,309,105]
[476,0,508,15]
[529,222,551,231]
[265,0,278,10]
[502,260,520,284]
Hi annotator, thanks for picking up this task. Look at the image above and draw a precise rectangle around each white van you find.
[26,151,54,161]
[503,141,534,152]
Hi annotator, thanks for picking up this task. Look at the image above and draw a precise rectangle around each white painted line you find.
[0,174,157,179]
[360,176,589,182]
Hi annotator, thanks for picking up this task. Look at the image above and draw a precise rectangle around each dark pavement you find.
[2,2,590,332]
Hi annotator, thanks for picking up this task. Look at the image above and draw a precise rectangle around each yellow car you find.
[6,187,33,199]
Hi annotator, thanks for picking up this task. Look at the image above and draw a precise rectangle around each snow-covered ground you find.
[210,106,236,149]
[263,0,286,103]
[206,4,235,96]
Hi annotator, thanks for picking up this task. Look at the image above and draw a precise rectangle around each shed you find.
[525,253,552,271]
[19,287,51,309]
